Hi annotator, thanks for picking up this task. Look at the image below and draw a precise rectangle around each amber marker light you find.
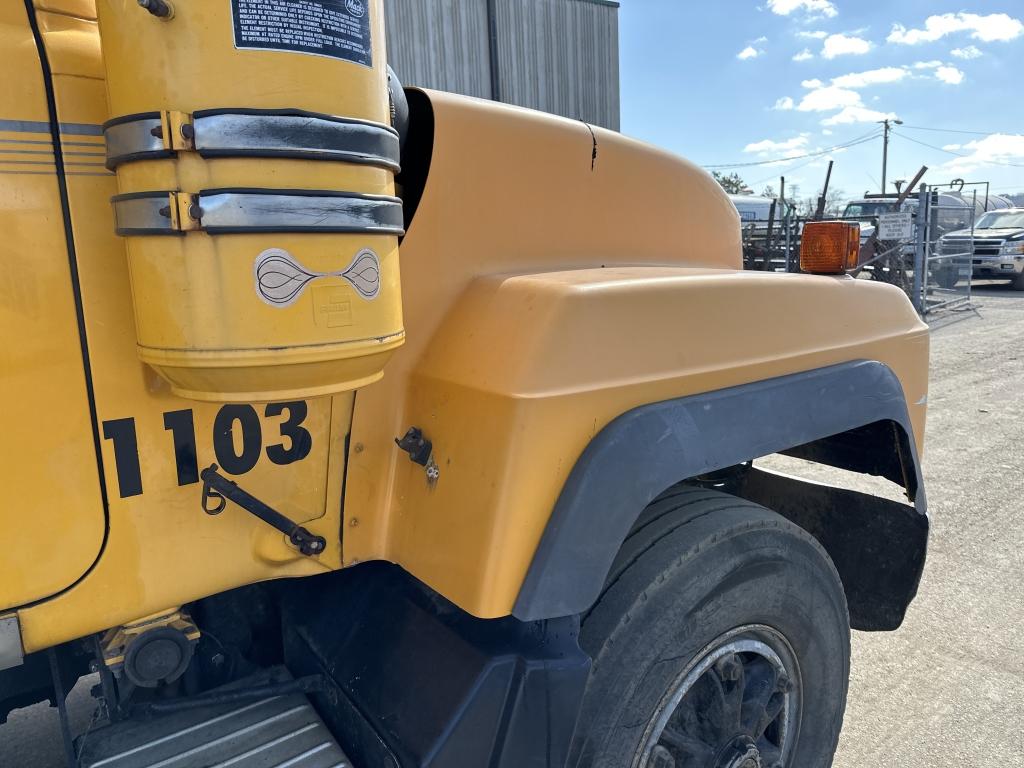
[800,222,862,274]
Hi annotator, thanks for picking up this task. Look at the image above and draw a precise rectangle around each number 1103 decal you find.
[101,402,313,499]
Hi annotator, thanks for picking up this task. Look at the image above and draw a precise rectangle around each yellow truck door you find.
[0,3,106,607]
[7,3,351,648]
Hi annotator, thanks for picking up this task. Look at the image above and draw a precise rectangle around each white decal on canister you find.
[254,247,381,307]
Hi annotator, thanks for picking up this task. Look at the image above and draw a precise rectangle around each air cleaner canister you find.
[97,0,404,402]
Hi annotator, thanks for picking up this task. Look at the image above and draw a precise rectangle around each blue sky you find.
[619,1,1024,202]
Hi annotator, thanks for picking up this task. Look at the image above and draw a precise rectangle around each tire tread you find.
[572,486,850,767]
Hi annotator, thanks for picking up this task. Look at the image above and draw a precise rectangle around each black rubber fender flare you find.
[513,360,926,621]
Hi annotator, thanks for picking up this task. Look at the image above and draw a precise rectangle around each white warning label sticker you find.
[231,0,372,67]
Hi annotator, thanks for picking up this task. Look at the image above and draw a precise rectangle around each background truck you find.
[1,2,930,767]
[841,191,981,289]
[939,208,1024,290]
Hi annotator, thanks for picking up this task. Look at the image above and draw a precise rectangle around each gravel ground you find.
[831,282,1024,766]
[1,282,1021,767]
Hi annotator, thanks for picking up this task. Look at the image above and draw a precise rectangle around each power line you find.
[747,152,828,188]
[892,131,1024,169]
[743,129,886,190]
[702,130,882,169]
[894,132,965,156]
[704,131,880,169]
[900,124,1011,137]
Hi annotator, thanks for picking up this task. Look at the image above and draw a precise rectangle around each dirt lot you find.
[1,283,1022,767]
[831,282,1024,766]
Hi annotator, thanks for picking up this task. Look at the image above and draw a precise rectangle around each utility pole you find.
[878,118,903,194]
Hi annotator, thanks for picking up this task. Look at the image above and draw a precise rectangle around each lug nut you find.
[715,653,743,682]
[649,745,676,768]
[776,672,795,694]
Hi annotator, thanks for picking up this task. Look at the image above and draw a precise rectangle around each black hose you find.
[133,675,325,716]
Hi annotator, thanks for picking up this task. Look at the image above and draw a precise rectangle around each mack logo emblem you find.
[254,247,380,306]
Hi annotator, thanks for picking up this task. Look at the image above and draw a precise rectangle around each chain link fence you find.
[740,185,978,316]
[910,185,975,314]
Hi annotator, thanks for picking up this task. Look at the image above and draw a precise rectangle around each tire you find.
[1011,271,1024,291]
[570,486,850,768]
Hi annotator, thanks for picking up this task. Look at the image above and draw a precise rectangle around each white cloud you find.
[784,58,965,125]
[797,85,862,111]
[888,12,1024,45]
[822,33,872,59]
[795,70,903,124]
[831,66,909,88]
[744,135,810,155]
[767,0,837,18]
[942,143,962,151]
[941,133,1024,174]
[822,106,897,125]
[792,49,814,61]
[951,45,983,59]
[742,134,821,166]
[797,30,829,39]
[753,36,768,44]
[737,46,761,60]
[935,65,965,85]
[822,129,834,135]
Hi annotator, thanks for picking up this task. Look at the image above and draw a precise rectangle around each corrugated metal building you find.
[383,0,620,130]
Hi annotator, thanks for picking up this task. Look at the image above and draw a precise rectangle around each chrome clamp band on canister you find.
[112,189,405,236]
[103,109,401,171]
[110,191,184,236]
[103,112,173,168]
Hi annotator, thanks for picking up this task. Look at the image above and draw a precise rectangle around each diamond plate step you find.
[78,668,351,768]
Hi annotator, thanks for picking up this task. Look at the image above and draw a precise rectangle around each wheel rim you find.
[635,625,801,768]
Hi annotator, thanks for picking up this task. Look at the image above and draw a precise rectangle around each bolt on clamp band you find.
[103,112,171,168]
[111,188,405,236]
[102,109,402,171]
[110,191,187,236]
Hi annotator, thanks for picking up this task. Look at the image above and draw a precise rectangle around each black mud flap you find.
[723,466,929,631]
[281,563,590,768]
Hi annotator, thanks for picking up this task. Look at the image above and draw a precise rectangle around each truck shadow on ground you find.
[927,280,1022,332]
[971,282,1024,301]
